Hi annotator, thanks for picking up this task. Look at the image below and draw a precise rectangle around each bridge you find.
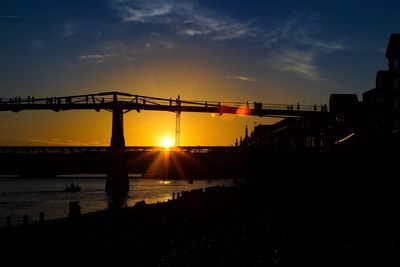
[0,91,329,115]
[0,92,331,195]
[0,145,235,154]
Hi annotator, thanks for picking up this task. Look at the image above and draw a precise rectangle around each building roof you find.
[386,33,400,59]
[253,118,299,135]
[329,94,358,113]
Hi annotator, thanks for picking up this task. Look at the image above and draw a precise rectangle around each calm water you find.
[0,177,234,227]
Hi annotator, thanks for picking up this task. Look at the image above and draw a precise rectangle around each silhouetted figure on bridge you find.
[314,104,317,111]
[254,102,262,110]
[297,102,300,110]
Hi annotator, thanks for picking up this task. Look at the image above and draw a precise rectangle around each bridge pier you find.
[105,93,129,195]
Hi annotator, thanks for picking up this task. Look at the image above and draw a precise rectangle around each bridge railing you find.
[0,94,114,106]
[262,103,330,112]
[0,92,330,112]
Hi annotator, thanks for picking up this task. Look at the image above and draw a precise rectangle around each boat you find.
[64,183,81,193]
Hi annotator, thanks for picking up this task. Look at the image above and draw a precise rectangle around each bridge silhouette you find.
[0,91,330,195]
[0,91,329,115]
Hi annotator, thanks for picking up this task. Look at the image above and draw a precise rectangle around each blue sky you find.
[1,0,400,145]
[1,0,399,100]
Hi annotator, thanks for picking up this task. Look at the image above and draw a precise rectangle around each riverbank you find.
[1,160,399,266]
[0,178,233,226]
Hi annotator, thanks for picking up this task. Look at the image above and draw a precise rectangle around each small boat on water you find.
[64,183,81,193]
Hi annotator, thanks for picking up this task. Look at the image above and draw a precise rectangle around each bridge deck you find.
[0,91,330,117]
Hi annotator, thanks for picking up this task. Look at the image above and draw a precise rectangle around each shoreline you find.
[0,146,399,265]
[1,170,398,265]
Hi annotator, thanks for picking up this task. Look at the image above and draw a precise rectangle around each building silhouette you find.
[363,33,400,144]
[238,33,400,150]
[239,118,307,151]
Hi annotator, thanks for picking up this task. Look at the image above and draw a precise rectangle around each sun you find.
[160,136,174,149]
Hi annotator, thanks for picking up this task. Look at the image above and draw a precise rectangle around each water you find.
[0,177,233,227]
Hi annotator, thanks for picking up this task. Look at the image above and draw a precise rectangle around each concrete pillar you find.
[106,93,129,195]
[110,93,125,151]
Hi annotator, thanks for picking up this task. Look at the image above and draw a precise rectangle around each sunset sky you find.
[1,0,400,146]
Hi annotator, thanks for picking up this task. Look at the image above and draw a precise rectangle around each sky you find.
[1,0,400,146]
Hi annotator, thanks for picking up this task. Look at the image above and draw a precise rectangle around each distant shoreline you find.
[0,175,230,180]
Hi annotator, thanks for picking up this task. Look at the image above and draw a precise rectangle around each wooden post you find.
[23,215,29,225]
[39,212,45,224]
[68,201,81,218]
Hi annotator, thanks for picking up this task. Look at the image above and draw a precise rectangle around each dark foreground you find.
[0,148,399,266]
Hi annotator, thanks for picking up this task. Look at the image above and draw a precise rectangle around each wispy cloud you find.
[267,48,320,81]
[77,35,176,64]
[262,15,346,80]
[113,2,345,81]
[113,0,255,41]
[31,39,46,51]
[225,75,259,82]
[77,54,115,63]
[61,21,78,37]
[159,40,176,49]
[18,138,107,146]
[0,15,20,19]
[177,12,254,41]
[116,0,174,22]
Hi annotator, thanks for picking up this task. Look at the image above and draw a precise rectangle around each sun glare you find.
[160,136,174,149]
